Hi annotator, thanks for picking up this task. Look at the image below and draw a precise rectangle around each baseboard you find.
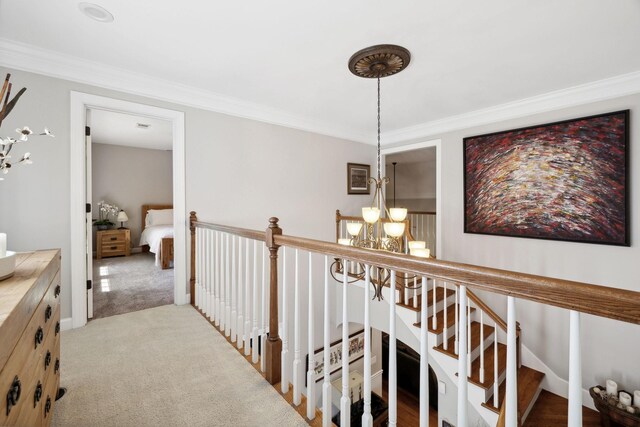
[131,247,143,254]
[60,317,73,331]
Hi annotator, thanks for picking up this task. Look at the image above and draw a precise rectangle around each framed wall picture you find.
[347,163,371,195]
[305,330,365,385]
[464,110,629,246]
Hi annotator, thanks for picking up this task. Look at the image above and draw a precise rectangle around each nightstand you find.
[96,229,131,259]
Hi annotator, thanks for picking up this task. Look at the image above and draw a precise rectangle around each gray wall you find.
[91,143,173,248]
[385,160,437,212]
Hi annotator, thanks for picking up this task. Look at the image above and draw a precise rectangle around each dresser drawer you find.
[101,243,127,256]
[102,233,126,244]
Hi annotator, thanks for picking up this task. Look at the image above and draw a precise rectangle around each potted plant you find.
[93,201,119,230]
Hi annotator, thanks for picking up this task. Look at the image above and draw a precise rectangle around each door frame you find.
[70,92,187,329]
[381,139,443,258]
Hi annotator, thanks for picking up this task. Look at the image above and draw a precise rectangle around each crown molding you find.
[383,70,640,145]
[0,38,371,144]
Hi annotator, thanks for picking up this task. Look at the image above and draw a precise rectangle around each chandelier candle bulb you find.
[411,248,431,258]
[383,222,405,238]
[620,392,632,406]
[338,238,352,246]
[408,241,426,250]
[634,390,640,407]
[346,222,363,237]
[362,207,381,224]
[389,208,408,222]
[606,380,618,395]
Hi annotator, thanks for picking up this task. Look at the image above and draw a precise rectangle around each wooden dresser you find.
[96,229,131,259]
[0,250,62,426]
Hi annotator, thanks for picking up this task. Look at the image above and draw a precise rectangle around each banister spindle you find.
[237,237,244,349]
[251,239,259,364]
[443,282,448,351]
[505,296,518,427]
[389,269,397,426]
[306,252,315,420]
[293,249,302,405]
[457,285,468,427]
[208,229,214,320]
[244,238,251,356]
[225,233,231,337]
[480,310,485,384]
[231,235,237,343]
[195,227,200,309]
[260,243,267,372]
[454,285,459,355]
[322,256,332,427]
[431,279,437,330]
[281,248,289,394]
[568,310,582,427]
[420,276,429,427]
[189,212,197,304]
[413,276,418,309]
[340,259,350,426]
[214,231,220,327]
[205,229,211,318]
[467,303,471,374]
[362,264,373,427]
[265,217,282,385]
[493,320,499,408]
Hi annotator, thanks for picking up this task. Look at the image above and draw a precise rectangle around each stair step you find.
[434,321,495,361]
[481,365,545,424]
[467,341,507,389]
[523,390,600,426]
[414,304,476,335]
[397,286,447,312]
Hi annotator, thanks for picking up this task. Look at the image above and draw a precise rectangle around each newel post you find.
[189,211,197,306]
[265,217,283,384]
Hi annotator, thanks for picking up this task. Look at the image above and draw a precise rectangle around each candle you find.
[606,379,618,395]
[634,390,640,407]
[408,240,426,250]
[620,392,632,406]
[0,233,6,258]
[338,238,352,246]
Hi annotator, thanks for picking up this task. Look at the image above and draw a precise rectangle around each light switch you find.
[438,380,446,394]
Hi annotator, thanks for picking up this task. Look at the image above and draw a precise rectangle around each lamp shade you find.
[346,222,364,236]
[389,207,408,222]
[362,207,381,224]
[383,222,405,237]
[117,210,129,222]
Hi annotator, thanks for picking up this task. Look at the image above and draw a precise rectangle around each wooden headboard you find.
[141,204,173,231]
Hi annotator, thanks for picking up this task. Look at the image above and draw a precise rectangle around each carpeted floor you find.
[92,253,173,319]
[52,305,307,427]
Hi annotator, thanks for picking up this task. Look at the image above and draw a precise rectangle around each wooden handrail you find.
[467,289,508,333]
[191,218,640,325]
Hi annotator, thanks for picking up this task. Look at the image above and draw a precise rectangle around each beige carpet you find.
[52,305,307,427]
[92,253,173,319]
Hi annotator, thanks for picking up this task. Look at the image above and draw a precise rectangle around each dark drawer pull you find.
[54,359,60,374]
[35,326,44,348]
[45,305,52,322]
[45,351,52,370]
[55,321,60,336]
[6,375,21,416]
[110,236,117,241]
[34,382,42,408]
[110,246,117,250]
[54,284,61,298]
[44,396,51,417]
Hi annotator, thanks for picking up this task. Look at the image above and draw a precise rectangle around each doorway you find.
[70,92,186,329]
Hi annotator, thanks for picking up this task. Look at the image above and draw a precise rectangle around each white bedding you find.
[139,225,174,266]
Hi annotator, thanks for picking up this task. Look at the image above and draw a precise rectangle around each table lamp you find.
[117,210,129,229]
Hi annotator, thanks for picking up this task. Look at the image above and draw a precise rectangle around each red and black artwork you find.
[464,110,629,246]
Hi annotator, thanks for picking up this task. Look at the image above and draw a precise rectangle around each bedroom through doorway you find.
[88,109,175,320]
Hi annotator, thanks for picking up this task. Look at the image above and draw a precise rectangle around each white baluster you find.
[225,233,231,337]
[237,237,244,349]
[467,303,471,374]
[214,231,220,327]
[340,259,350,426]
[389,269,397,426]
[231,236,238,343]
[195,227,200,309]
[221,233,227,330]
[568,310,582,427]
[420,276,429,427]
[457,285,468,427]
[252,239,259,364]
[493,321,499,408]
[413,277,418,309]
[293,249,302,405]
[207,229,214,320]
[431,278,437,330]
[454,286,459,355]
[260,244,267,372]
[480,310,485,384]
[362,264,373,427]
[443,282,448,351]
[505,296,518,427]
[322,256,332,427]
[244,238,251,356]
[307,252,315,420]
[281,248,289,394]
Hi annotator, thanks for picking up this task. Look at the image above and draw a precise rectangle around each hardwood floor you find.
[524,390,601,427]
[382,378,438,426]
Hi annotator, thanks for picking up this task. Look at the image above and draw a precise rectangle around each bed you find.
[139,204,174,269]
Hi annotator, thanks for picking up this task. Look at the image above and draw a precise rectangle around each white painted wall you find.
[385,159,437,212]
[92,143,173,248]
[388,93,640,396]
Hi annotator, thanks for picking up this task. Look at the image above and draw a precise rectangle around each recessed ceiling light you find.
[78,2,114,23]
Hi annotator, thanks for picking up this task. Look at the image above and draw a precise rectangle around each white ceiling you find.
[1,1,639,144]
[90,109,172,150]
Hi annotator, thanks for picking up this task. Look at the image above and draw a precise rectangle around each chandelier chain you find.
[377,77,381,180]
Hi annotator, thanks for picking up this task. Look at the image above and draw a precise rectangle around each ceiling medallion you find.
[348,44,411,79]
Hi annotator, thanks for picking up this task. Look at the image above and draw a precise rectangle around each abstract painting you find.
[464,110,629,246]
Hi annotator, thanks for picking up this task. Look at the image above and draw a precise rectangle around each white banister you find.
[431,279,437,330]
[419,276,429,427]
[480,310,485,384]
[244,238,251,356]
[214,231,220,327]
[293,249,302,405]
[307,253,316,420]
[221,233,227,331]
[413,277,418,309]
[340,259,350,426]
[236,237,244,349]
[493,320,499,408]
[195,227,200,309]
[454,285,459,355]
[207,229,213,320]
[231,235,237,343]
[389,269,397,426]
[322,256,332,427]
[260,244,267,372]
[225,233,231,337]
[457,285,468,427]
[251,239,259,364]
[506,296,518,427]
[443,282,448,351]
[362,264,373,427]
[568,310,582,427]
[467,303,471,374]
[281,248,289,394]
